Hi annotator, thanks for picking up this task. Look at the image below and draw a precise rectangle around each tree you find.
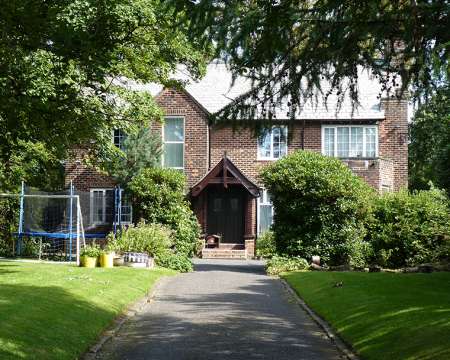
[107,127,163,186]
[409,86,450,193]
[0,0,209,192]
[171,0,449,124]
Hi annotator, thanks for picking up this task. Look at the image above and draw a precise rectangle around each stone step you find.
[201,249,247,259]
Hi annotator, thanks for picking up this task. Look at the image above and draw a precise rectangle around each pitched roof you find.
[126,63,387,120]
[189,155,261,198]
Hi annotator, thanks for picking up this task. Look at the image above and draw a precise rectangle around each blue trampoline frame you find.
[15,181,124,261]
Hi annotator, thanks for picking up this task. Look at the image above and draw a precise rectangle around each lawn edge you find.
[279,277,360,360]
[82,274,173,360]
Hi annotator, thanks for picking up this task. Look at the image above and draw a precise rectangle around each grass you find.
[0,260,175,360]
[283,271,450,360]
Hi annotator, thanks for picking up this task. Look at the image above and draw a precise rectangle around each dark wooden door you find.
[207,187,244,243]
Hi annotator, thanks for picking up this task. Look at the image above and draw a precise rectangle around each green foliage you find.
[266,256,309,275]
[107,127,163,186]
[80,243,101,258]
[156,251,193,272]
[0,197,18,256]
[107,222,173,259]
[261,150,374,266]
[367,188,450,268]
[409,86,450,194]
[173,0,448,125]
[256,231,276,259]
[0,0,209,192]
[129,168,200,257]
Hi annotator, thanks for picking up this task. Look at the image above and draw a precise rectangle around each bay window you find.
[322,125,378,158]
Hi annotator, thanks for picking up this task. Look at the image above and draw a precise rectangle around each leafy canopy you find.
[172,0,449,123]
[409,86,450,194]
[0,0,209,191]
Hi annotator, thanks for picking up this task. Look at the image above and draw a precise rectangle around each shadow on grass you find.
[0,283,113,360]
[0,263,19,275]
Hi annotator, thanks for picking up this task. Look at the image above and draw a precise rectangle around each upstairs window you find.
[322,125,378,158]
[113,129,127,151]
[163,117,184,169]
[257,126,288,160]
[258,190,274,235]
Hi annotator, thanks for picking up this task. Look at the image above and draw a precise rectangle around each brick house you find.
[65,63,408,259]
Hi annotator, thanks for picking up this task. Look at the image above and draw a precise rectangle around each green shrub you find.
[0,197,18,257]
[261,150,374,266]
[81,243,101,258]
[129,168,200,257]
[256,230,276,258]
[107,222,172,258]
[367,188,450,268]
[266,256,309,275]
[156,250,193,272]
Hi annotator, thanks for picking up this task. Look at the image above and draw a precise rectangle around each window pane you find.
[113,129,126,151]
[279,126,288,157]
[119,193,132,223]
[258,131,272,158]
[324,128,335,156]
[93,191,104,223]
[350,127,364,157]
[164,118,184,142]
[337,127,349,157]
[163,143,183,168]
[259,205,273,234]
[366,127,376,157]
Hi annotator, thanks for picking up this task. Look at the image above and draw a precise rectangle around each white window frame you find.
[90,189,109,225]
[257,189,274,235]
[112,129,127,151]
[162,116,185,170]
[117,189,133,225]
[321,125,378,158]
[90,188,133,225]
[257,126,288,161]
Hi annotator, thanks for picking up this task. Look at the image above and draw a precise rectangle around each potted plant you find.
[99,246,115,268]
[80,244,100,268]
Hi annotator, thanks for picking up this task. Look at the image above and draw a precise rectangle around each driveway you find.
[97,259,343,360]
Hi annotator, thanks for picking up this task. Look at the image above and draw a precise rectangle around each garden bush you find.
[256,230,276,258]
[156,250,193,272]
[266,256,309,275]
[261,150,374,266]
[107,222,172,259]
[129,168,200,257]
[367,188,450,268]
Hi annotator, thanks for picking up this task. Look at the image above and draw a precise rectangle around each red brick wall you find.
[379,98,409,190]
[65,148,116,192]
[210,123,322,184]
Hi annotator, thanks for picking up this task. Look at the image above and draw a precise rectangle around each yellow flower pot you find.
[81,256,97,268]
[99,253,114,268]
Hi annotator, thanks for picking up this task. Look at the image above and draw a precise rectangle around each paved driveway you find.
[97,259,343,360]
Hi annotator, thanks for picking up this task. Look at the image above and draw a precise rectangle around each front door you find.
[207,187,244,243]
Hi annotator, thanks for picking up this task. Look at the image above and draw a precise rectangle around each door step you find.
[201,249,247,259]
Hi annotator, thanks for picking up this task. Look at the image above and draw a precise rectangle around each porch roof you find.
[189,156,261,198]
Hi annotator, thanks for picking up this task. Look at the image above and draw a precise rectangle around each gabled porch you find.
[189,155,261,259]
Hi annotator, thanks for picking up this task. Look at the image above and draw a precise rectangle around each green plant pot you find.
[80,256,97,268]
[99,253,114,268]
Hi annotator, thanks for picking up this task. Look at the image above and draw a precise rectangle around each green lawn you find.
[283,271,450,360]
[0,260,175,360]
